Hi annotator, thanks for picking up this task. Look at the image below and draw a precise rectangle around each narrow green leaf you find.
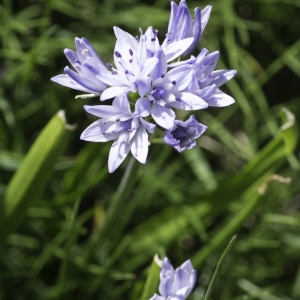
[140,255,161,300]
[203,235,237,300]
[192,175,291,268]
[0,111,75,242]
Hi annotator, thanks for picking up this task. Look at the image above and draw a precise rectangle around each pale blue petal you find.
[138,77,152,98]
[201,5,212,34]
[211,69,237,87]
[151,103,175,129]
[100,87,130,101]
[165,65,193,91]
[83,105,120,118]
[113,93,132,115]
[139,117,156,133]
[113,26,138,52]
[51,74,95,93]
[135,98,151,117]
[205,90,235,107]
[141,57,159,77]
[64,66,103,92]
[108,132,131,173]
[64,49,80,71]
[80,120,119,142]
[131,126,148,164]
[81,37,106,68]
[151,49,168,80]
[165,37,194,62]
[169,92,208,110]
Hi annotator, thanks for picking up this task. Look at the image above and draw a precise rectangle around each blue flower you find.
[163,115,207,152]
[162,1,212,56]
[80,93,155,172]
[168,48,237,107]
[159,257,197,300]
[51,38,107,94]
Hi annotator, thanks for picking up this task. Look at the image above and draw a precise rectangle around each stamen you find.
[114,51,122,58]
[129,59,133,63]
[111,71,118,75]
[129,49,133,56]
[165,104,171,108]
[125,70,129,74]
[175,97,181,102]
[149,100,155,104]
[161,74,165,78]
[172,81,176,85]
[116,118,120,122]
[102,132,106,135]
[106,63,113,69]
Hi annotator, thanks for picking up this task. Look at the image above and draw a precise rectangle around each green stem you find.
[203,235,237,300]
[85,156,140,260]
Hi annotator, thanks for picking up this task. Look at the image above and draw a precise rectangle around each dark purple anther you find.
[175,97,181,101]
[103,132,106,135]
[172,81,176,85]
[129,59,133,63]
[106,63,113,69]
[114,51,122,58]
[116,118,120,122]
[161,74,165,78]
[111,71,118,75]
[149,100,155,104]
[151,38,156,42]
[129,49,133,56]
[165,104,171,108]
[125,70,129,74]
[75,59,82,65]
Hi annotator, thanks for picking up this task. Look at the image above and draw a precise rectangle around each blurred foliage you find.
[1,0,300,299]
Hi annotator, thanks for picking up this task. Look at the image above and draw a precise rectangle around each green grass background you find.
[1,0,300,299]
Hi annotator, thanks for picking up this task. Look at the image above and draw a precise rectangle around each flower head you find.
[51,1,238,172]
[81,93,155,173]
[159,257,197,300]
[162,1,212,56]
[163,115,207,152]
[51,38,107,94]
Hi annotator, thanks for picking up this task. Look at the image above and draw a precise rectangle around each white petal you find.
[165,37,194,62]
[135,98,151,117]
[83,105,121,118]
[113,93,132,115]
[151,103,175,129]
[138,77,152,98]
[100,87,130,101]
[80,120,119,142]
[211,69,237,88]
[169,92,208,110]
[139,117,156,133]
[51,74,96,93]
[131,126,148,164]
[113,26,138,52]
[201,5,212,34]
[141,57,159,77]
[108,132,131,173]
[205,90,235,107]
[165,65,193,91]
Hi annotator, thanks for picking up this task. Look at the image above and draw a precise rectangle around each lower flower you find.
[163,115,207,152]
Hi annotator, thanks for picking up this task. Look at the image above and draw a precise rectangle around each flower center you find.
[152,86,166,100]
[172,127,186,140]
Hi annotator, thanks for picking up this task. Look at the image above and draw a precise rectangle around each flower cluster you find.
[51,0,236,172]
[151,257,196,300]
